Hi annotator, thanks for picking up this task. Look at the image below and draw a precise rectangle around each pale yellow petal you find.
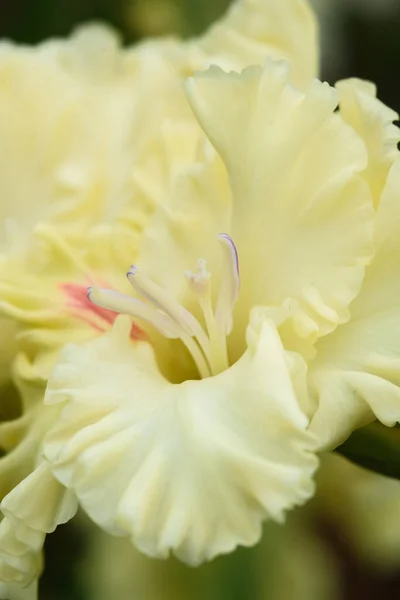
[186,60,374,351]
[309,157,400,448]
[45,24,123,79]
[0,26,138,244]
[197,0,319,88]
[137,141,231,304]
[336,78,400,207]
[0,26,191,254]
[0,372,65,507]
[44,315,317,565]
[1,462,77,535]
[0,462,77,587]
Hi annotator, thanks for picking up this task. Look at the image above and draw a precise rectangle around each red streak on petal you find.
[60,283,147,341]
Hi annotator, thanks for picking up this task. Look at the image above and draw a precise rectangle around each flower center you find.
[87,233,240,378]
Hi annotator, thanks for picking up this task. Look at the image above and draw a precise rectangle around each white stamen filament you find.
[88,234,240,379]
[89,287,211,378]
[178,333,212,380]
[127,267,199,337]
[87,287,182,339]
[128,266,212,361]
[185,259,228,375]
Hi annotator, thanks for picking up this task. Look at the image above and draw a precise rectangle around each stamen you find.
[62,283,145,339]
[127,266,210,356]
[186,258,228,375]
[86,234,241,380]
[215,233,240,334]
[87,287,182,339]
[185,259,210,295]
[88,286,211,378]
[178,334,211,380]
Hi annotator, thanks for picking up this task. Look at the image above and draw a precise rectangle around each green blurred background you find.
[0,0,229,43]
[2,1,400,598]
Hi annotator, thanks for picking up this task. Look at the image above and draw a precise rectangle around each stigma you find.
[87,234,240,378]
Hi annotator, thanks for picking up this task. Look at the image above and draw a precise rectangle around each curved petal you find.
[186,60,374,345]
[336,78,400,207]
[44,315,317,565]
[0,386,63,502]
[309,158,400,449]
[196,0,319,88]
[0,462,77,588]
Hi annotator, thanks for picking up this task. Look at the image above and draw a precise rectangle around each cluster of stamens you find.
[87,233,240,378]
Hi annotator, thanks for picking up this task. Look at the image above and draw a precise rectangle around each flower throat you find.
[88,234,240,378]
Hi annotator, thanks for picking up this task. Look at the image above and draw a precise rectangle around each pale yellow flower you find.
[2,0,399,593]
[40,56,375,568]
[0,0,321,592]
[0,0,319,381]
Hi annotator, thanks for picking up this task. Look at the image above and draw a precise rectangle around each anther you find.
[185,258,210,295]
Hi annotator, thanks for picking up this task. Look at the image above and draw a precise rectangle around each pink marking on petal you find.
[60,283,146,340]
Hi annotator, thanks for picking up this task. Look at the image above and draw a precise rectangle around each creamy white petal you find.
[309,157,400,448]
[44,315,317,565]
[336,78,400,207]
[186,60,374,350]
[197,0,318,88]
[136,142,231,308]
[0,25,147,245]
[0,462,77,587]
